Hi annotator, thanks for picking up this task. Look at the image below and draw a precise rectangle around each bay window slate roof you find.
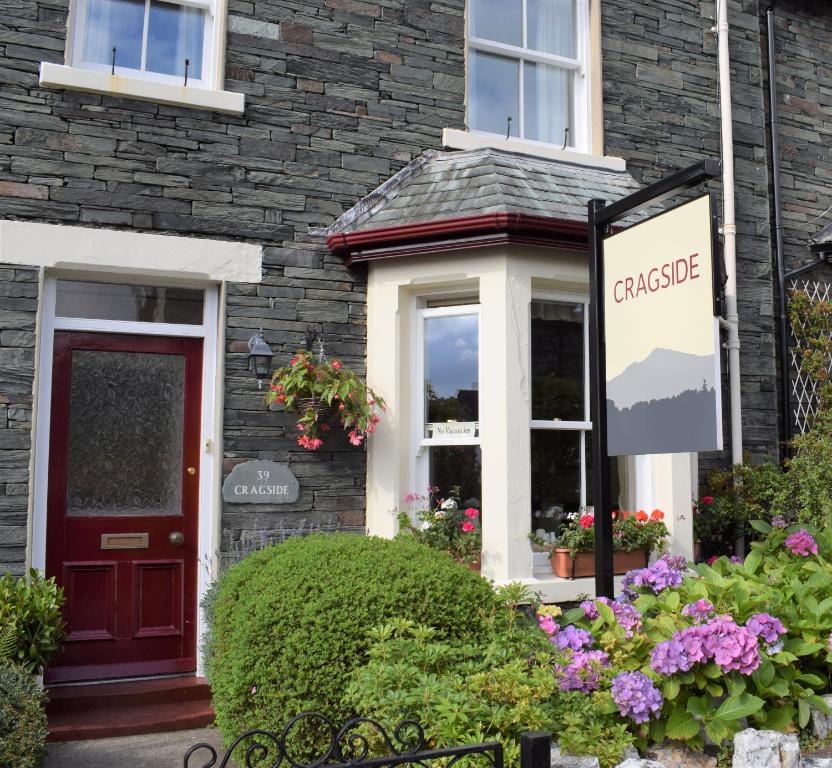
[324,148,641,236]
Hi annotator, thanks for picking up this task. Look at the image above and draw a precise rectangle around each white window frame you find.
[529,291,591,511]
[411,301,482,497]
[466,0,591,153]
[68,0,217,89]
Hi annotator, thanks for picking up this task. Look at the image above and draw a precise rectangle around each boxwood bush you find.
[0,664,47,768]
[208,534,498,752]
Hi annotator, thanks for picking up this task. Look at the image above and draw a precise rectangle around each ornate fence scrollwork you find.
[184,714,503,768]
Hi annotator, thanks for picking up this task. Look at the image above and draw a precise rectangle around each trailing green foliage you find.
[0,570,65,673]
[0,664,47,768]
[345,599,633,768]
[208,534,498,755]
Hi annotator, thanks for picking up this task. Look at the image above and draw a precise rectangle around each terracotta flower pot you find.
[464,560,481,573]
[550,548,649,579]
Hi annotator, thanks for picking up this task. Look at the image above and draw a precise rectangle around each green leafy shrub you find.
[0,570,65,673]
[0,664,47,768]
[346,590,633,768]
[208,534,498,753]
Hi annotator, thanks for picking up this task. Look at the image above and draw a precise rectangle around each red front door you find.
[45,332,202,684]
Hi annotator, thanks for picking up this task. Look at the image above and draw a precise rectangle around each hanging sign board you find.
[603,194,723,456]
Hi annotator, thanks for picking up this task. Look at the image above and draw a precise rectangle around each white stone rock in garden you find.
[647,741,717,768]
[550,744,600,768]
[732,729,800,768]
[615,759,668,768]
[810,695,832,740]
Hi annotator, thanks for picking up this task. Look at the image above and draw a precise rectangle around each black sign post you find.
[588,159,721,598]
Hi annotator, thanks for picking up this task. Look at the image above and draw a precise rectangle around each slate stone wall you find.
[0,0,466,558]
[600,0,781,478]
[0,265,37,575]
[768,2,832,276]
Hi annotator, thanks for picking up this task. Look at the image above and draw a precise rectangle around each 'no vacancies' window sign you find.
[603,194,723,456]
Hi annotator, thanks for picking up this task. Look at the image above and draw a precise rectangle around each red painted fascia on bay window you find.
[327,212,589,265]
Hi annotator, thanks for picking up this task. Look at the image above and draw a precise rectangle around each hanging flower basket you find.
[267,349,385,451]
[293,397,333,422]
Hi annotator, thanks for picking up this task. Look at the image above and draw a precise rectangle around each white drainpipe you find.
[716,0,744,472]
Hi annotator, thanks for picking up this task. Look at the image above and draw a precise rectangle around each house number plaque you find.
[222,460,300,504]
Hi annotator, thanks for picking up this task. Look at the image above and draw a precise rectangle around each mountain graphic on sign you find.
[606,348,720,456]
[607,348,716,410]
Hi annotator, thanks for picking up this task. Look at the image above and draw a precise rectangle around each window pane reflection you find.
[425,313,479,438]
[82,0,144,70]
[470,51,520,138]
[524,62,573,145]
[526,0,576,58]
[530,430,581,537]
[429,445,482,510]
[531,301,584,421]
[470,0,521,46]
[56,280,204,324]
[146,1,204,78]
[585,439,622,512]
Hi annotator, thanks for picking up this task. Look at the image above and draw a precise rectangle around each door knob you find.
[169,531,185,546]
[187,467,197,476]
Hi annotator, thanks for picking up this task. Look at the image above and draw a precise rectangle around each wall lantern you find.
[248,329,274,388]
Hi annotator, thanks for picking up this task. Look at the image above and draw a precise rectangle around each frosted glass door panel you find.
[67,350,186,517]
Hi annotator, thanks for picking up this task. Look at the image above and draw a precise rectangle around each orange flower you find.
[635,510,649,523]
[650,509,664,521]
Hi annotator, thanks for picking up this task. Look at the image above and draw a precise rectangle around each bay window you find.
[70,0,213,86]
[467,0,590,151]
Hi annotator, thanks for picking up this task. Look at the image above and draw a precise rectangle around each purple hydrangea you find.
[628,555,686,594]
[651,639,693,675]
[610,671,663,724]
[745,613,786,645]
[771,515,787,529]
[785,529,818,557]
[580,599,599,620]
[552,624,594,651]
[595,597,643,637]
[729,556,742,565]
[555,649,610,693]
[682,599,714,623]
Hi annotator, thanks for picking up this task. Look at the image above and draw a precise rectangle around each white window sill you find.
[39,63,245,115]
[442,128,626,172]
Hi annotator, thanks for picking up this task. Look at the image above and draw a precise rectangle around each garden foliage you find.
[0,663,48,768]
[346,589,634,768]
[207,534,498,754]
[554,523,832,753]
[0,570,65,673]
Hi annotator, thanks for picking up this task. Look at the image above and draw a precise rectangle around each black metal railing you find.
[184,714,511,768]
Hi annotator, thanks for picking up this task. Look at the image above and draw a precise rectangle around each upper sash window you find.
[467,0,590,152]
[71,0,212,86]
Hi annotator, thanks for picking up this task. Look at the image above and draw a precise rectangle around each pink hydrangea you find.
[784,529,818,557]
[555,649,610,693]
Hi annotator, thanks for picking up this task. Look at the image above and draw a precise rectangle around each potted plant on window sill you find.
[266,349,385,451]
[397,488,482,571]
[549,509,668,579]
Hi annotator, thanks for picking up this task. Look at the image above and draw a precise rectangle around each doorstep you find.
[46,675,214,742]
